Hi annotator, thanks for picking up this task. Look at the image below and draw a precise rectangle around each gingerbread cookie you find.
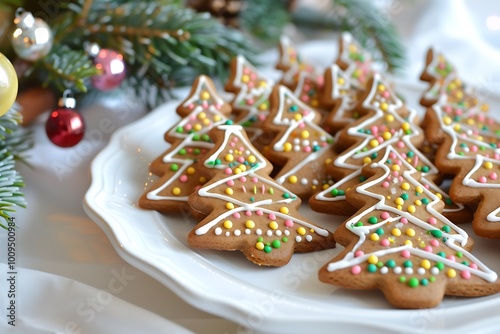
[225,55,275,150]
[139,75,231,212]
[187,122,336,266]
[319,145,499,309]
[423,102,500,238]
[310,74,471,222]
[264,85,337,199]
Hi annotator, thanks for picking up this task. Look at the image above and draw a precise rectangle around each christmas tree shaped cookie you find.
[335,32,373,86]
[264,85,337,199]
[188,122,336,266]
[276,35,321,90]
[310,74,470,222]
[225,55,275,150]
[318,145,499,309]
[139,75,231,212]
[424,102,500,238]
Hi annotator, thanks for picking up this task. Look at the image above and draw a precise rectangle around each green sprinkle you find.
[386,259,396,268]
[194,148,201,155]
[399,276,406,283]
[408,277,419,287]
[376,261,384,268]
[201,134,210,142]
[455,252,463,258]
[407,151,415,158]
[331,188,339,196]
[250,197,255,202]
[368,216,378,224]
[289,105,298,112]
[370,152,378,159]
[436,262,445,270]
[224,120,233,125]
[461,261,469,266]
[367,264,377,273]
[283,193,290,199]
[420,278,429,286]
[442,225,451,233]
[375,228,384,235]
[338,190,345,196]
[214,159,221,165]
[257,237,263,242]
[178,148,187,155]
[421,198,430,204]
[437,252,446,258]
[444,198,453,205]
[401,193,409,200]
[403,260,413,268]
[269,188,274,195]
[272,240,281,249]
[264,245,272,253]
[282,237,288,243]
[175,127,183,133]
[429,276,436,282]
[359,175,367,182]
[354,221,363,227]
[170,164,179,171]
[192,134,200,141]
[430,230,443,238]
[422,166,430,173]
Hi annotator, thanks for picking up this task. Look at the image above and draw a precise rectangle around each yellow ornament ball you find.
[0,53,18,116]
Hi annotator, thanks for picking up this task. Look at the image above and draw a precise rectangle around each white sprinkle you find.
[301,178,308,185]
[215,227,222,235]
[431,267,440,275]
[312,179,319,185]
[295,236,302,242]
[302,140,310,146]
[245,229,251,235]
[305,235,313,242]
[225,231,230,237]
[284,230,290,236]
[266,230,273,236]
[294,145,301,152]
[380,266,388,274]
[405,267,413,275]
[276,230,282,236]
[234,230,241,236]
[293,138,300,144]
[417,267,426,275]
[256,229,262,235]
[394,266,402,274]
[390,188,396,194]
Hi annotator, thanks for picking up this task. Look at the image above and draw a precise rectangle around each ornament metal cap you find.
[84,42,101,58]
[58,90,76,109]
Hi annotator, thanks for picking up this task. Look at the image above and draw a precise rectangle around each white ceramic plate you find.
[83,43,500,333]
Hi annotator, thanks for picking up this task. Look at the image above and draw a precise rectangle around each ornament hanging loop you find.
[59,89,76,109]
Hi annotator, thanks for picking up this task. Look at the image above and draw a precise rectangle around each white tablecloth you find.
[1,1,499,333]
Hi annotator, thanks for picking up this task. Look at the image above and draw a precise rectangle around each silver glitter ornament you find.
[11,9,53,61]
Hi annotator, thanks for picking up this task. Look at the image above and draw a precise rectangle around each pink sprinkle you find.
[428,217,437,225]
[258,114,266,121]
[229,142,235,147]
[396,160,403,166]
[396,141,405,148]
[247,82,254,89]
[232,137,239,142]
[377,136,384,143]
[237,156,245,163]
[195,185,201,191]
[461,270,471,280]
[438,63,445,69]
[239,146,244,151]
[261,184,265,194]
[401,250,411,258]
[471,145,478,152]
[392,171,399,177]
[298,122,305,128]
[250,73,256,80]
[470,263,478,269]
[245,210,252,216]
[354,250,364,257]
[187,148,193,153]
[188,103,194,110]
[242,185,246,193]
[424,245,433,252]
[490,172,497,180]
[284,219,294,227]
[239,176,247,182]
[184,124,192,131]
[303,110,310,116]
[380,212,390,219]
[401,153,407,159]
[243,68,250,74]
[304,146,312,153]
[301,95,310,102]
[256,210,263,216]
[455,108,462,116]
[269,213,276,220]
[179,175,188,183]
[424,184,430,189]
[316,76,324,86]
[400,217,408,224]
[447,255,456,262]
[477,113,485,122]
[382,91,390,99]
[215,103,221,110]
[246,98,254,105]
[251,177,258,183]
[443,105,452,113]
[495,153,500,160]
[233,212,241,219]
[478,176,487,183]
[380,239,390,247]
[202,102,208,109]
[398,176,403,182]
[303,85,311,91]
[430,239,439,247]
[371,126,379,134]
[227,180,235,186]
[382,181,390,188]
[224,168,232,175]
[351,265,362,275]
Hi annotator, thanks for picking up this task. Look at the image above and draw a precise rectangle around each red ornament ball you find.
[91,49,126,91]
[45,108,85,147]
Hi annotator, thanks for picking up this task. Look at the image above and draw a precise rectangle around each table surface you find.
[1,1,500,333]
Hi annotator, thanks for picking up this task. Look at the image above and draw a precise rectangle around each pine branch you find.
[240,0,290,45]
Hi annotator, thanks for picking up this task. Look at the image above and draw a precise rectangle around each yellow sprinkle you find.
[213,115,221,122]
[234,168,242,174]
[337,77,345,85]
[239,164,247,172]
[199,176,206,183]
[380,102,388,111]
[203,119,211,126]
[301,130,310,139]
[435,192,443,199]
[258,80,267,88]
[391,228,401,237]
[322,184,329,190]
[225,202,234,210]
[288,175,298,184]
[401,182,410,191]
[377,84,385,92]
[297,227,306,235]
[198,112,206,120]
[447,268,457,278]
[385,114,394,122]
[404,240,413,247]
[363,157,372,164]
[294,114,302,121]
[419,241,425,248]
[455,91,463,99]
[311,100,319,107]
[448,82,456,90]
[280,207,289,214]
[172,187,181,195]
[225,154,234,162]
[407,205,416,213]
[395,198,404,205]
[481,104,489,112]
[406,228,415,237]
[396,205,402,211]
[245,220,255,229]
[421,259,431,270]
[255,241,264,250]
[402,122,411,132]
[241,75,250,83]
[325,158,332,165]
[442,116,452,125]
[382,131,392,140]
[187,167,195,174]
[368,255,378,264]
[392,164,400,171]
[369,139,379,148]
[466,118,475,125]
[414,199,422,206]
[484,161,493,169]
[258,103,268,111]
[415,186,423,194]
[248,155,256,163]
[201,91,210,100]
[193,124,202,131]
[225,188,234,195]
[223,220,233,229]
[269,221,278,230]
[284,143,292,152]
[453,124,461,132]
[370,233,380,241]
